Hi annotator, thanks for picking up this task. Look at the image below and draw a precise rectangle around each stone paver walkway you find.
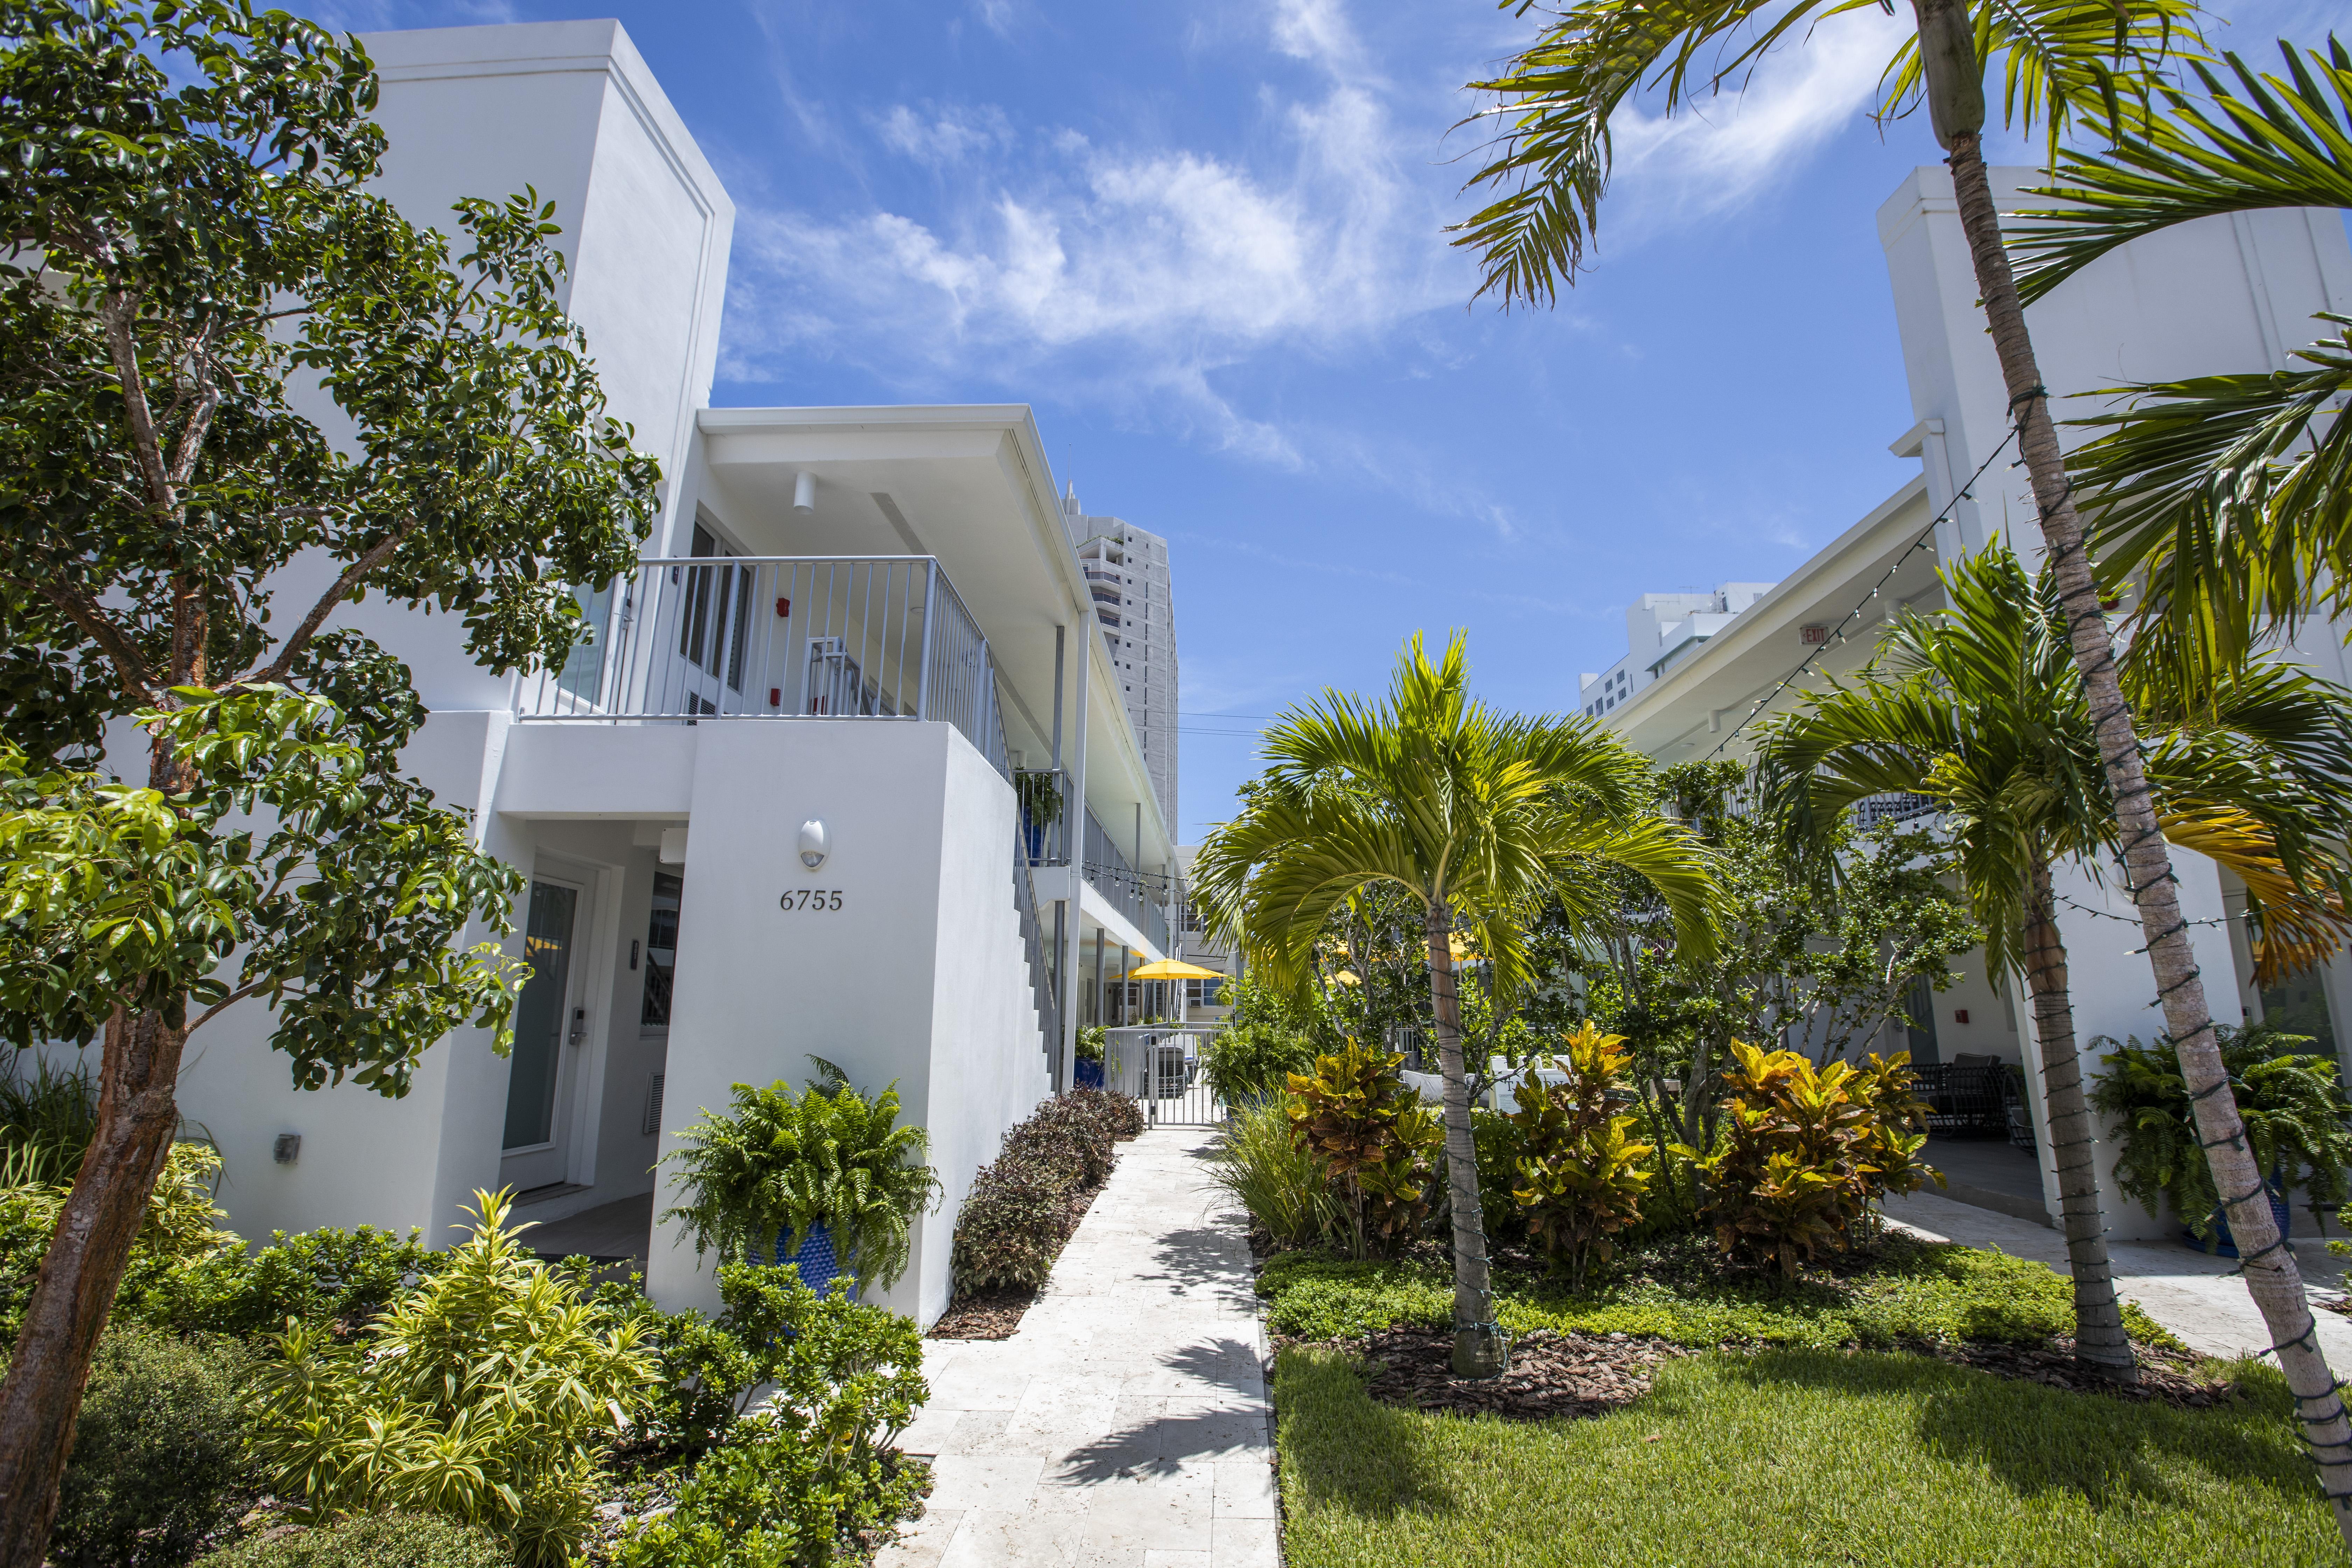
[1884,1188,2352,1363]
[879,1127,1278,1568]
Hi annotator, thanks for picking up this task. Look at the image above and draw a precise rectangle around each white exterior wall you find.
[643,722,1046,1324]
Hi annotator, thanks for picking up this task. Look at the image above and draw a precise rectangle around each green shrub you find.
[1507,1023,1654,1289]
[1687,1041,1933,1275]
[1008,1096,1113,1188]
[159,1224,439,1338]
[1075,1024,1107,1064]
[1208,1096,1339,1250]
[664,1064,941,1289]
[194,1514,509,1568]
[613,1263,927,1567]
[1061,1084,1143,1141]
[2092,1025,2352,1240]
[1285,1041,1440,1259]
[51,1327,254,1568]
[951,1148,1071,1291]
[1202,1023,1320,1107]
[5,1141,240,1345]
[0,1055,98,1187]
[250,1189,656,1568]
[950,1091,1137,1291]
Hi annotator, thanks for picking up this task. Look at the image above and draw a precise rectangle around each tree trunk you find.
[2021,864,2138,1380]
[1934,103,2352,1534]
[1427,898,1507,1377]
[0,1005,189,1566]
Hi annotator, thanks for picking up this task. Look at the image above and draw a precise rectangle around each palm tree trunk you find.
[0,1005,189,1566]
[1922,30,2352,1522]
[2021,864,2138,1380]
[1426,897,1507,1377]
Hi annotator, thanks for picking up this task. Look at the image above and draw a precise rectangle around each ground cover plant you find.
[1255,1230,2180,1354]
[1274,1344,2332,1568]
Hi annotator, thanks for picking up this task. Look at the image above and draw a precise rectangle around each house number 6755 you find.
[780,889,844,911]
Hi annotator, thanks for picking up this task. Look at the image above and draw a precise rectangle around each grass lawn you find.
[1258,1231,2182,1351]
[1276,1345,2335,1567]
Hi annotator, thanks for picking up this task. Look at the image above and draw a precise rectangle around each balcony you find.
[1084,806,1170,954]
[516,555,1008,777]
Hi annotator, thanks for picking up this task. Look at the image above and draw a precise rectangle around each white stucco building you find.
[130,20,1180,1328]
[1585,165,2352,1239]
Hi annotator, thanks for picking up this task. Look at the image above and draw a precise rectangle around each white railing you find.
[519,556,1008,776]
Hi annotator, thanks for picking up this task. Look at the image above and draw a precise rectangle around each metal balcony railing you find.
[1853,791,1939,830]
[1083,806,1170,954]
[517,556,1008,778]
[1015,768,1072,868]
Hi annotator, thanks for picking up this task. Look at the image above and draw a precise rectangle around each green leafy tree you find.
[1589,760,1976,1156]
[1756,542,2352,1380]
[0,4,660,1555]
[1193,631,1716,1377]
[1452,0,2352,1507]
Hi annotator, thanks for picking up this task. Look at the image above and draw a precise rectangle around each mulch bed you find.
[1899,1336,2247,1408]
[1349,1326,1688,1421]
[927,1171,1113,1340]
[927,1284,1039,1339]
[1282,1325,2244,1421]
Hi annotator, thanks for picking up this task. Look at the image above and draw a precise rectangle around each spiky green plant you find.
[663,1063,942,1292]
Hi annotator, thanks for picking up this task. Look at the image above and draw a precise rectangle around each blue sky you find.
[323,0,2339,842]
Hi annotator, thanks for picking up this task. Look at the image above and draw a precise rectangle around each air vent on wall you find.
[641,1072,666,1138]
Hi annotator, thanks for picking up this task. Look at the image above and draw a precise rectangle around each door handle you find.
[568,1007,588,1046]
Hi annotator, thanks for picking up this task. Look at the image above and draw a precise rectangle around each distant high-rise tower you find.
[1061,484,1178,834]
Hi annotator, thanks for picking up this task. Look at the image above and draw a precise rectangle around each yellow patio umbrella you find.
[1128,957,1221,1022]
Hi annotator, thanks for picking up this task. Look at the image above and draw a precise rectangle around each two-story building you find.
[1586,163,2352,1239]
[127,19,1182,1328]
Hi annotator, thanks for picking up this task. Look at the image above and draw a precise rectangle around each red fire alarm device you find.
[768,688,781,708]
[1954,1009,1969,1024]
[775,596,791,618]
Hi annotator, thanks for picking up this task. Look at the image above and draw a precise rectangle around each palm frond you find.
[2010,39,2352,303]
[2066,314,2352,663]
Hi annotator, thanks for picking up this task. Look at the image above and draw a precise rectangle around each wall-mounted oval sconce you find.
[798,818,828,870]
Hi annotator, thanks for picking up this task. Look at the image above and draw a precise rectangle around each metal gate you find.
[1107,1025,1224,1127]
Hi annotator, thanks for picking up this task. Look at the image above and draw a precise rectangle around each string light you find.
[1705,429,2020,760]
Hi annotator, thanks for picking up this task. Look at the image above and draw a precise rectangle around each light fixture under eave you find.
[798,818,828,870]
[793,470,816,514]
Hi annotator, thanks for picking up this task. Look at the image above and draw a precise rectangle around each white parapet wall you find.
[644,720,1050,1326]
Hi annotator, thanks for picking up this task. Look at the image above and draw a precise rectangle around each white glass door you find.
[500,876,589,1192]
[677,523,752,716]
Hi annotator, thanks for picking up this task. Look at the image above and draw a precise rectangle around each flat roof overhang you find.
[692,406,1172,866]
[1610,476,1940,763]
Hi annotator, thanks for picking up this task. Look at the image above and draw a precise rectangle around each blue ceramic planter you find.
[775,1221,859,1299]
[1074,1058,1105,1090]
[2188,1172,2292,1258]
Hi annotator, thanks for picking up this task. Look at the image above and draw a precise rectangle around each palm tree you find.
[2005,42,2352,680]
[1453,3,2352,1514]
[1192,633,1716,1377]
[1756,543,2352,1381]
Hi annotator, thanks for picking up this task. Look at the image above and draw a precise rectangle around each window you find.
[640,871,683,1027]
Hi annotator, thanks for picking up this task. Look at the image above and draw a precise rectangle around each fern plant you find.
[2091,1025,2352,1241]
[664,1061,943,1292]
[1507,1022,1654,1291]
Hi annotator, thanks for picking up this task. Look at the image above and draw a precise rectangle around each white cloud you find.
[875,103,1014,167]
[1602,5,1912,240]
[722,0,1458,462]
